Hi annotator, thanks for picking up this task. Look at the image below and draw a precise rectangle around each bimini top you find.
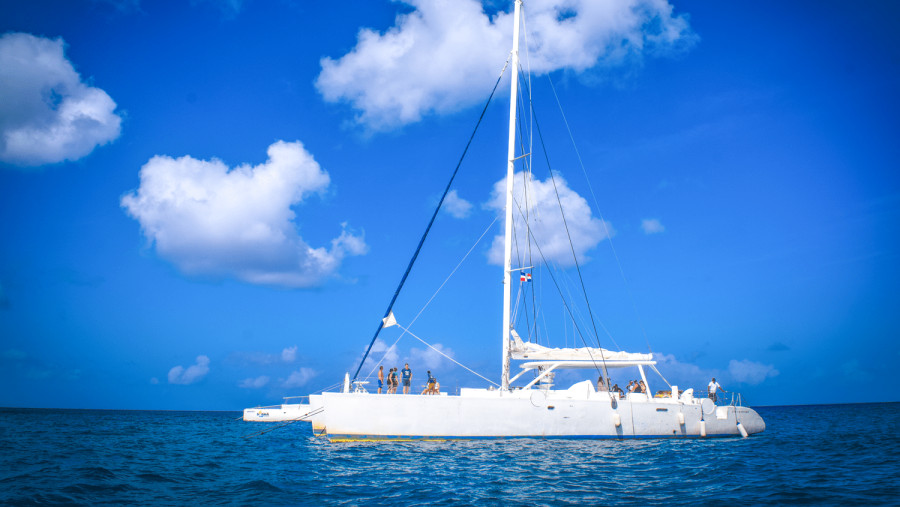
[510,332,653,364]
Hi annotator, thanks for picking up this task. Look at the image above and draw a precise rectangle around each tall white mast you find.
[501,0,522,391]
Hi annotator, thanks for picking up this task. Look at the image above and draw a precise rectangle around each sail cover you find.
[509,332,652,362]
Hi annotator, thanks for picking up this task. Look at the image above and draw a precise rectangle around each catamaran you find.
[245,0,765,441]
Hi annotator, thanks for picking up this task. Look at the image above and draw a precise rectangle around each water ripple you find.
[0,404,898,504]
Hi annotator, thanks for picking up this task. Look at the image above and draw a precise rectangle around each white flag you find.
[382,312,398,328]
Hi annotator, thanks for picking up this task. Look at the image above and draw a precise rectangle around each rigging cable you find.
[351,56,511,381]
[393,321,500,387]
[510,195,603,379]
[546,74,653,354]
[515,65,541,347]
[362,214,501,380]
[521,71,611,382]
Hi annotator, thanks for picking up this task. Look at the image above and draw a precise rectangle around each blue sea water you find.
[1,403,898,505]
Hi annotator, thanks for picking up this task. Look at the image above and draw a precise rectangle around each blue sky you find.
[0,0,897,410]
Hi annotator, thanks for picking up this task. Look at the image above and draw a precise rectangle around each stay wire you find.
[352,56,511,381]
[514,65,540,347]
[362,214,501,381]
[546,74,653,354]
[510,195,603,380]
[520,71,611,382]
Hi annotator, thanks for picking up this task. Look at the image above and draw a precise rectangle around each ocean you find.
[1,403,898,505]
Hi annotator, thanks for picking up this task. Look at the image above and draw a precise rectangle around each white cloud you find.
[410,343,454,370]
[728,359,779,385]
[316,0,694,130]
[282,368,316,388]
[652,353,717,387]
[641,218,665,234]
[150,377,159,385]
[121,140,367,288]
[443,190,473,219]
[281,346,297,363]
[361,338,400,371]
[239,375,270,389]
[0,33,122,167]
[168,355,210,385]
[486,171,613,266]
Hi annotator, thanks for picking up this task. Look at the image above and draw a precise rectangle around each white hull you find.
[307,382,765,441]
[243,403,311,422]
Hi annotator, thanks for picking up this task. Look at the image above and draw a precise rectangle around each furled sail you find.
[509,331,652,362]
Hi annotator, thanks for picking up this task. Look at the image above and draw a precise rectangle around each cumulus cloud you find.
[316,0,694,130]
[0,33,121,167]
[442,190,473,219]
[239,375,270,389]
[282,367,316,388]
[486,171,612,266]
[121,140,367,288]
[168,355,210,385]
[641,218,665,234]
[653,353,716,387]
[361,338,400,371]
[410,343,454,370]
[281,346,297,363]
[728,359,779,385]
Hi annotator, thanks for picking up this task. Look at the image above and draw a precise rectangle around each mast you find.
[501,0,522,391]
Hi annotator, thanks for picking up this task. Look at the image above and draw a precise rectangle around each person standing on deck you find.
[388,368,397,394]
[708,377,725,403]
[377,366,384,394]
[597,375,608,392]
[401,363,412,394]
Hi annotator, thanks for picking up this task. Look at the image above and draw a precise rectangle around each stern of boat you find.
[739,406,766,435]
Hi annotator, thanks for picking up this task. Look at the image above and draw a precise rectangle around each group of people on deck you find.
[374,366,723,401]
[595,375,626,395]
[595,375,652,397]
[596,374,729,404]
[375,364,439,395]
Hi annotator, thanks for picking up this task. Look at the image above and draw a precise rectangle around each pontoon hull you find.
[243,403,311,422]
[308,389,765,441]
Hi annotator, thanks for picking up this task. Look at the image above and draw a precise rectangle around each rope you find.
[352,56,511,381]
[394,322,500,387]
[509,195,603,379]
[241,407,325,439]
[523,71,611,382]
[546,75,653,354]
[361,214,501,380]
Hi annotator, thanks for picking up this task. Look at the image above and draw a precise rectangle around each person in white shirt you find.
[708,377,725,403]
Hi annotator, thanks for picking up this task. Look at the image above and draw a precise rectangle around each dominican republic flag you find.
[520,273,532,282]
